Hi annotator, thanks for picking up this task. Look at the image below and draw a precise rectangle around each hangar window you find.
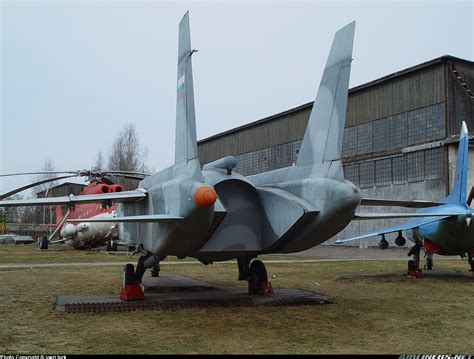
[375,158,392,186]
[343,127,358,156]
[357,122,373,155]
[359,161,375,188]
[407,109,426,145]
[390,113,408,149]
[426,103,446,141]
[392,156,407,184]
[373,117,391,152]
[425,147,445,180]
[344,163,359,186]
[292,139,302,163]
[254,148,270,174]
[407,151,425,182]
[271,142,293,170]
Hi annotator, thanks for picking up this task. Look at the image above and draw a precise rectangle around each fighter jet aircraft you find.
[1,13,460,299]
[336,122,473,276]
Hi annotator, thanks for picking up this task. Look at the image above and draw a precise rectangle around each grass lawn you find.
[1,244,473,354]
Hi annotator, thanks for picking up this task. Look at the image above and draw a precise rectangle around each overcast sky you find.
[1,0,473,195]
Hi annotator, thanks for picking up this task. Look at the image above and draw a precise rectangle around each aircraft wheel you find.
[249,260,268,294]
[111,242,118,252]
[105,242,112,251]
[39,236,48,250]
[123,263,137,284]
[426,256,433,270]
[468,252,474,272]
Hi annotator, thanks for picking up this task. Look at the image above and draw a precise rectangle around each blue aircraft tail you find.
[445,121,469,205]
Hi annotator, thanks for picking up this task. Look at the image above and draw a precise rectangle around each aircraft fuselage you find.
[118,159,361,262]
[405,204,474,255]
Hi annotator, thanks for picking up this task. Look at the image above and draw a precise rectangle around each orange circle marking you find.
[194,187,217,207]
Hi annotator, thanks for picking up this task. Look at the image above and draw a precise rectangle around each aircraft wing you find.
[360,198,444,208]
[353,212,466,220]
[335,216,452,244]
[0,189,147,207]
[66,214,183,223]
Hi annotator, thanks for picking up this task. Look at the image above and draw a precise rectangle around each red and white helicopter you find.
[1,169,149,250]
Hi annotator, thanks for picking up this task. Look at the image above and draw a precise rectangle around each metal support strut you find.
[468,251,474,272]
[406,242,423,278]
[237,256,252,281]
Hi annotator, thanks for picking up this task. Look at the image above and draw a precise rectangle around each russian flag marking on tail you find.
[177,74,185,100]
[177,74,185,89]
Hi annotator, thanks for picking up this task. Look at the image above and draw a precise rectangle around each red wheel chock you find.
[120,284,144,301]
[120,263,145,301]
[406,269,423,279]
[248,281,274,296]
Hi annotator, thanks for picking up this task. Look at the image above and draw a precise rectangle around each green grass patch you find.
[0,245,473,354]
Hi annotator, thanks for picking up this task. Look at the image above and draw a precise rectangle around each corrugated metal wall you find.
[446,60,474,136]
[198,107,311,164]
[346,64,445,127]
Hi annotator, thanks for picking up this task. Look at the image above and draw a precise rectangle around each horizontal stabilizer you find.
[66,214,183,223]
[360,198,444,208]
[353,212,465,220]
[0,189,147,207]
[335,216,451,244]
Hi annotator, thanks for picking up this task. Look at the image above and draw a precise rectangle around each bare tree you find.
[34,157,58,196]
[94,150,105,171]
[108,123,148,172]
[5,194,25,223]
[107,123,149,189]
[34,158,57,224]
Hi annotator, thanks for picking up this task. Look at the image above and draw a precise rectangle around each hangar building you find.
[197,55,474,246]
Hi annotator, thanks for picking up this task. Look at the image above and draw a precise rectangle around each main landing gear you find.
[105,240,118,252]
[120,253,165,301]
[237,257,273,295]
[406,242,423,278]
[424,252,434,271]
[468,252,474,272]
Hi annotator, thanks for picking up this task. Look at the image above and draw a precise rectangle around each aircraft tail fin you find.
[174,12,201,180]
[296,21,355,172]
[445,121,469,205]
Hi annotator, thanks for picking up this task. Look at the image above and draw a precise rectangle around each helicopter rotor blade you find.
[1,170,150,178]
[105,171,150,177]
[0,174,77,200]
[106,173,149,181]
[1,171,79,177]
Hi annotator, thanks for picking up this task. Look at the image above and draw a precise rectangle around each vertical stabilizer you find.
[446,122,469,205]
[296,22,355,170]
[175,12,200,179]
